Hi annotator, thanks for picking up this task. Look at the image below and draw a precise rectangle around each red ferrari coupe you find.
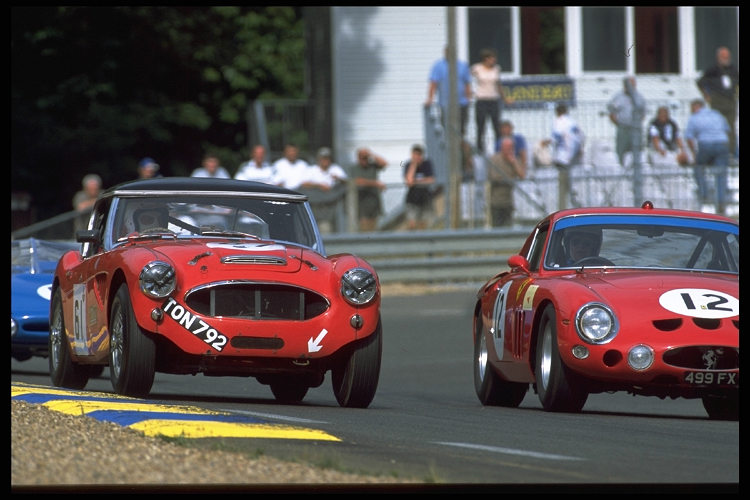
[473,202,738,419]
[50,178,381,407]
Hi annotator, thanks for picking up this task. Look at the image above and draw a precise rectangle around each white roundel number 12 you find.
[491,282,512,360]
[658,288,739,319]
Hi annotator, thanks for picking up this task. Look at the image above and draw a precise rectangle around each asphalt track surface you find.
[11,287,739,490]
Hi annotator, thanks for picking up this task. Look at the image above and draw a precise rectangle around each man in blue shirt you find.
[425,46,472,138]
[684,99,731,215]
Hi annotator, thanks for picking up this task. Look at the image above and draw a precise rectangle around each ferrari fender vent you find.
[221,255,287,265]
[185,283,329,320]
[662,346,739,370]
[652,319,682,331]
[230,336,284,350]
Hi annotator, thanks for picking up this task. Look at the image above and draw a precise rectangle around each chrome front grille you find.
[185,282,329,320]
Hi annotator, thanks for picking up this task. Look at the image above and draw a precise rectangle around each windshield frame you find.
[543,214,739,273]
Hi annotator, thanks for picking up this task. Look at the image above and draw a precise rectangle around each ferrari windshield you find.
[544,215,739,273]
[110,195,319,249]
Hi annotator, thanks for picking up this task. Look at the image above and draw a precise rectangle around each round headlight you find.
[341,268,377,305]
[628,344,654,371]
[11,317,18,337]
[575,303,618,344]
[139,261,176,298]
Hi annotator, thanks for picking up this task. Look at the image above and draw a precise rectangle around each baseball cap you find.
[317,147,332,158]
[138,157,159,170]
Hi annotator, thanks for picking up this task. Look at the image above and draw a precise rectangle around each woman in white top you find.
[470,48,513,153]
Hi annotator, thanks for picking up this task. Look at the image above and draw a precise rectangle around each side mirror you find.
[76,229,100,244]
[507,254,530,273]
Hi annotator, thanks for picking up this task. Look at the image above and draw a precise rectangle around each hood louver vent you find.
[221,255,287,265]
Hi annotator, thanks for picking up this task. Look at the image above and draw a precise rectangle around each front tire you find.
[109,284,156,397]
[474,313,527,406]
[702,392,739,420]
[332,317,382,408]
[535,304,588,412]
[49,288,91,389]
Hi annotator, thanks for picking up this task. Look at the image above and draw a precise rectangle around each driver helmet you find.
[133,205,169,231]
[563,226,602,258]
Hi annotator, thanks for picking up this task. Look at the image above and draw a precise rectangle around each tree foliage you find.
[11,6,305,218]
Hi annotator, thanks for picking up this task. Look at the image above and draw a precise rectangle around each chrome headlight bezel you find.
[575,302,618,344]
[139,261,176,299]
[628,344,654,371]
[341,267,378,306]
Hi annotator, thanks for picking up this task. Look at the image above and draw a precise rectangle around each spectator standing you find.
[301,147,348,234]
[235,144,276,184]
[546,103,584,209]
[191,154,231,179]
[495,120,528,169]
[272,144,310,190]
[352,147,387,232]
[684,99,731,215]
[425,46,473,137]
[137,157,162,179]
[403,144,436,230]
[486,137,526,227]
[72,173,102,232]
[607,76,647,204]
[471,48,513,153]
[647,106,690,168]
[305,147,348,189]
[697,46,739,158]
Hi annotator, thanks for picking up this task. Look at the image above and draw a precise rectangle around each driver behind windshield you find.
[563,227,602,265]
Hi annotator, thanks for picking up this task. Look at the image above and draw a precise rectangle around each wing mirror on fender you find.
[507,254,530,272]
[76,229,100,245]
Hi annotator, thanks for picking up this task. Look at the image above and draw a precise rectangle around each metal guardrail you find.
[323,227,530,284]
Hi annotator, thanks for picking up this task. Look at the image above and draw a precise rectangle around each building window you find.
[468,7,512,71]
[694,7,738,72]
[634,7,679,74]
[582,7,626,72]
[520,7,565,75]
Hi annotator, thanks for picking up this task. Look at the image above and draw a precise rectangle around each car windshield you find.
[544,214,739,273]
[110,195,319,250]
[11,238,79,275]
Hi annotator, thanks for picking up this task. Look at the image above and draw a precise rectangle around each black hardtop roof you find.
[103,177,304,197]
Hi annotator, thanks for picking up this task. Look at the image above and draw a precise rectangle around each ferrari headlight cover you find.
[139,261,176,298]
[341,268,377,305]
[575,302,618,344]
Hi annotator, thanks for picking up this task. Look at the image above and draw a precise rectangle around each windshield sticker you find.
[205,242,284,252]
[658,288,739,319]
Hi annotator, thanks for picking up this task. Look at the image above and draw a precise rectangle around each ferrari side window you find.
[527,227,548,272]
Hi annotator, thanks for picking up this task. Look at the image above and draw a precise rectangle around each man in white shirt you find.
[191,154,231,179]
[234,144,276,184]
[272,144,310,189]
[305,147,348,189]
[301,147,348,233]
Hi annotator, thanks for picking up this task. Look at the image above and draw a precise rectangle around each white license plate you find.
[683,371,738,386]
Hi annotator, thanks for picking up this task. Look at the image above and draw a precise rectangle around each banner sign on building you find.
[503,77,576,109]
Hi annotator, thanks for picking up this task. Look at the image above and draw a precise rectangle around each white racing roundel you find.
[658,288,739,319]
[37,284,53,300]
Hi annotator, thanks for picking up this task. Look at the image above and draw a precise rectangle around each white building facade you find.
[321,6,739,225]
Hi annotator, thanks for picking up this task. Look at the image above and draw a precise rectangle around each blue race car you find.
[11,238,80,361]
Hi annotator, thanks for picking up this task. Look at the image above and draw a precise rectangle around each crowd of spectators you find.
[74,47,735,235]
